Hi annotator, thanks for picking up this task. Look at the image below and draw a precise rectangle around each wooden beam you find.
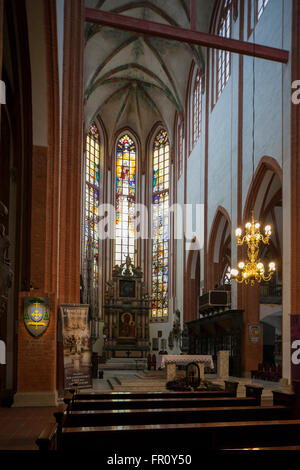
[85,8,289,64]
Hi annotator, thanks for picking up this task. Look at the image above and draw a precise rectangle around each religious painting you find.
[118,312,136,338]
[60,304,92,389]
[23,297,50,338]
[119,279,136,298]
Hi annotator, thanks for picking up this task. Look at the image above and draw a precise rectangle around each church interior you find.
[1,0,300,454]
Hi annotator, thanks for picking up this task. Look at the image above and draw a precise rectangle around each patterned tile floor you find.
[0,406,58,450]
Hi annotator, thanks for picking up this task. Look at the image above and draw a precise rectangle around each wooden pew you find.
[68,381,239,403]
[72,390,236,401]
[35,422,58,451]
[58,419,300,451]
[61,405,292,428]
[64,385,261,412]
[67,393,262,411]
[70,397,249,412]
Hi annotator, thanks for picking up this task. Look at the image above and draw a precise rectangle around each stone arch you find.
[240,156,283,374]
[207,206,231,290]
[184,249,200,323]
[243,156,282,279]
[243,156,282,220]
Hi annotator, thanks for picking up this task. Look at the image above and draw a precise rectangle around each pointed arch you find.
[113,131,138,266]
[243,156,283,280]
[151,127,170,320]
[207,206,232,290]
[184,249,200,322]
[243,156,282,221]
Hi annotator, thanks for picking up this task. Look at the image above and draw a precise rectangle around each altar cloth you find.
[158,354,214,370]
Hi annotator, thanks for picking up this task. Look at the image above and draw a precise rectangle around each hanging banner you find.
[291,314,300,381]
[60,304,92,389]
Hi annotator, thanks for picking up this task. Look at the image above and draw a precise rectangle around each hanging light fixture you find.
[231,211,276,285]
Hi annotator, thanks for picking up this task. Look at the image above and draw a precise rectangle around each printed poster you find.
[60,304,92,389]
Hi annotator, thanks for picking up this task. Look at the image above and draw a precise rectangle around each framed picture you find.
[119,279,136,298]
[118,312,136,338]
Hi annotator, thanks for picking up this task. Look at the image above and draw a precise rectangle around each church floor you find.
[0,406,57,450]
[0,372,292,450]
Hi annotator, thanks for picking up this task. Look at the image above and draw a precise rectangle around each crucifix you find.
[85,3,289,64]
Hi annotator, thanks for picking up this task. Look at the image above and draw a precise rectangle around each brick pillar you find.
[14,0,84,405]
[13,292,58,406]
[30,146,48,290]
[241,284,263,376]
[58,0,84,304]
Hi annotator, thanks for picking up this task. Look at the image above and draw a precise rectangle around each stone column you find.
[217,350,229,379]
[199,362,205,379]
[166,363,176,382]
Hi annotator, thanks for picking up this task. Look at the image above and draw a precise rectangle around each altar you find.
[103,256,151,359]
[158,354,214,381]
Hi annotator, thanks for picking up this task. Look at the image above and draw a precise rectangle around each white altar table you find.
[158,355,214,381]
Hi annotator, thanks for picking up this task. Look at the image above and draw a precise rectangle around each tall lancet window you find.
[152,129,169,319]
[216,0,232,99]
[115,134,136,266]
[85,123,100,285]
[192,70,203,147]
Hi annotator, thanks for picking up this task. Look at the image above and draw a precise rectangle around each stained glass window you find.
[193,70,203,147]
[223,266,232,285]
[115,134,136,266]
[152,129,169,319]
[216,0,232,99]
[85,123,100,285]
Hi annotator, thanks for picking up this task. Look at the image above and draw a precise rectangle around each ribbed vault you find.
[84,0,215,155]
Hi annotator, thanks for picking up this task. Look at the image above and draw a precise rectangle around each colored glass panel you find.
[152,129,169,319]
[115,134,136,265]
[85,123,100,286]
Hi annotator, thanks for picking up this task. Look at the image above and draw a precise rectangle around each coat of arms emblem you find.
[24,297,50,337]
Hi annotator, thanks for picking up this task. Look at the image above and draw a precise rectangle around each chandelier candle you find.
[231,211,276,285]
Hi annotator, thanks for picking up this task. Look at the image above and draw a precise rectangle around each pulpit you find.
[103,256,151,358]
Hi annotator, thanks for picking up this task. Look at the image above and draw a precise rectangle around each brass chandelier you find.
[230,211,276,286]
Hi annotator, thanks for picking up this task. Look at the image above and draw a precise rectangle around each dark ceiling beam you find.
[85,8,289,63]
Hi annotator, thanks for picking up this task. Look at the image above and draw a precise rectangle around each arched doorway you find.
[242,156,283,375]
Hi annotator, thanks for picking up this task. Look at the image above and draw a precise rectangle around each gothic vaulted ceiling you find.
[84,0,215,155]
